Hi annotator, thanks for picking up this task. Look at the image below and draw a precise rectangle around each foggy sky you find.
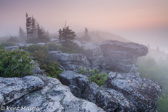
[0,0,168,52]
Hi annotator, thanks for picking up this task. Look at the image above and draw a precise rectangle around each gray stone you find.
[0,76,44,105]
[99,40,148,72]
[4,76,104,112]
[84,83,137,112]
[106,72,161,112]
[79,40,148,73]
[58,71,89,98]
[49,51,91,71]
[31,60,41,74]
[5,46,19,50]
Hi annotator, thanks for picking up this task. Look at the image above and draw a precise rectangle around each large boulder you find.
[84,83,137,112]
[49,51,91,71]
[0,76,44,105]
[4,76,104,112]
[80,40,148,73]
[106,72,161,112]
[58,71,89,98]
[59,71,137,112]
[99,40,148,72]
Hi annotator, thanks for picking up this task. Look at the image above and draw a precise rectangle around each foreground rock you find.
[2,75,104,112]
[106,72,161,112]
[84,83,137,112]
[49,51,91,71]
[58,71,161,112]
[0,76,44,105]
[58,71,137,112]
[58,71,89,98]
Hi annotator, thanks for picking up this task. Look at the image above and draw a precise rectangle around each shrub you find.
[158,94,168,112]
[88,72,109,86]
[138,56,168,112]
[0,49,34,77]
[78,67,109,86]
[25,45,48,53]
[61,41,84,54]
[78,67,88,74]
[26,45,62,78]
[47,43,61,51]
[0,45,5,49]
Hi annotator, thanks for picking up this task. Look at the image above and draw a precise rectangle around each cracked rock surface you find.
[2,75,104,112]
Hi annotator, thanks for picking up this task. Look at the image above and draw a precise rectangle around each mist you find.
[0,0,168,111]
[0,0,168,53]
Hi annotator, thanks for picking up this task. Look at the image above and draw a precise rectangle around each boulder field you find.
[1,40,161,112]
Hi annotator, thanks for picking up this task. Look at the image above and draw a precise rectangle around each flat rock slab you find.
[4,76,104,112]
[0,76,44,105]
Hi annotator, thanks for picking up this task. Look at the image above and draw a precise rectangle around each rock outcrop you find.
[106,72,161,112]
[0,76,44,105]
[84,83,137,112]
[1,40,161,112]
[48,40,148,73]
[1,75,104,112]
[81,40,148,73]
[58,71,161,112]
[59,71,89,98]
[49,51,91,71]
[98,40,148,72]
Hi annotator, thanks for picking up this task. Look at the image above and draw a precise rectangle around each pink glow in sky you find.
[0,0,168,36]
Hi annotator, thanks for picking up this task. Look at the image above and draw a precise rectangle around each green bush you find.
[0,45,5,49]
[78,67,88,74]
[0,49,34,77]
[158,94,168,112]
[78,67,109,86]
[61,40,83,54]
[88,72,109,86]
[47,43,62,51]
[25,45,48,52]
[26,45,62,78]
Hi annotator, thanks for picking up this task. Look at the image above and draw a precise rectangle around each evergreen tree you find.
[58,26,76,42]
[19,27,26,38]
[84,27,91,41]
[26,13,32,38]
[26,13,50,43]
[31,17,38,38]
[37,24,50,42]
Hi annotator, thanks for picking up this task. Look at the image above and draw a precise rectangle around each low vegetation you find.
[25,45,62,78]
[158,94,168,112]
[0,48,34,77]
[78,67,109,86]
[47,41,84,54]
[1,36,20,47]
[138,55,168,112]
